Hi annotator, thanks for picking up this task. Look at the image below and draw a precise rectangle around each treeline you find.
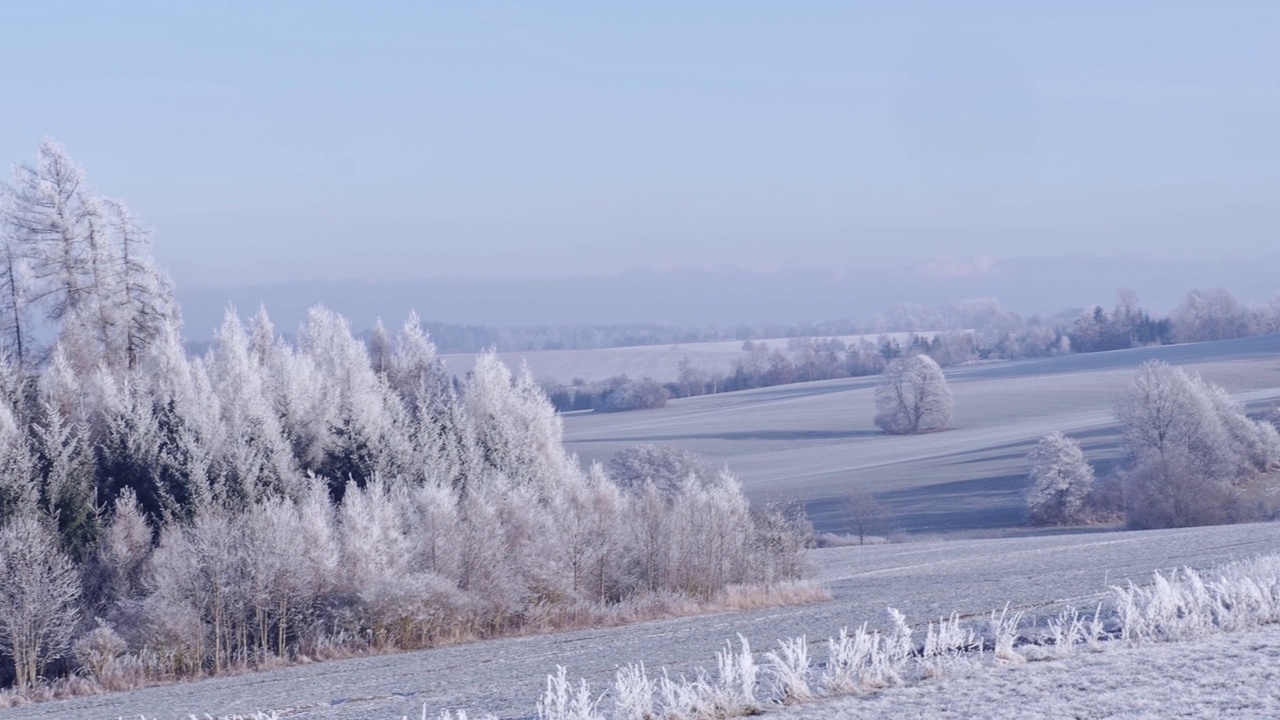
[541,332,988,412]
[367,322,731,355]
[0,142,812,694]
[352,287,1279,358]
[542,291,1280,413]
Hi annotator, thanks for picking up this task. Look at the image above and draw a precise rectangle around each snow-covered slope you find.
[563,335,1280,534]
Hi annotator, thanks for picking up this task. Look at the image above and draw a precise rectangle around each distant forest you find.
[532,289,1278,412]
[357,287,1276,359]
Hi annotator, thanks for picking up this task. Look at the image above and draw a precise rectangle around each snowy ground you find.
[773,623,1280,719]
[10,521,1280,720]
[563,335,1280,534]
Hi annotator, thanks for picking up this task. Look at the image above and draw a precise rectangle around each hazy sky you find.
[2,2,1277,288]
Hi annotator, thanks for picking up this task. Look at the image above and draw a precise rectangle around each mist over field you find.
[177,256,1280,337]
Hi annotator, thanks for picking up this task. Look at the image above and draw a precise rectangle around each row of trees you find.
[535,289,1280,413]
[1025,361,1280,529]
[0,142,812,692]
[543,334,974,413]
[545,375,671,413]
[354,288,1280,359]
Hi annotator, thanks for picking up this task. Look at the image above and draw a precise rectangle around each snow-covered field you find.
[563,335,1280,534]
[773,622,1280,719]
[439,333,923,385]
[10,521,1280,720]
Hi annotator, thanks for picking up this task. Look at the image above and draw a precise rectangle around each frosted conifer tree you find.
[207,308,299,501]
[2,139,97,325]
[466,352,573,492]
[0,398,37,525]
[299,306,410,496]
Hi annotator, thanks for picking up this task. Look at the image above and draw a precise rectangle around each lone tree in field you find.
[874,354,953,434]
[843,489,895,544]
[1025,432,1095,525]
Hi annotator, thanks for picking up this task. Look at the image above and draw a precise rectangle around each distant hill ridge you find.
[175,256,1280,342]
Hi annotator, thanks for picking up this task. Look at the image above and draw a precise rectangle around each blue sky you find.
[2,2,1277,288]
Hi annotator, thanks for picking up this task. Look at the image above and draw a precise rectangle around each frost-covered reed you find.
[432,553,1280,720]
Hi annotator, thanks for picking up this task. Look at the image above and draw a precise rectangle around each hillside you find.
[562,334,1280,535]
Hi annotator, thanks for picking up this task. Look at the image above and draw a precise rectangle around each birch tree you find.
[0,515,80,689]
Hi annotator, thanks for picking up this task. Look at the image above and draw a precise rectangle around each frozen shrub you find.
[1040,605,1104,657]
[71,621,126,678]
[656,668,712,719]
[710,635,759,714]
[537,666,603,720]
[922,613,979,677]
[988,605,1025,664]
[763,635,811,703]
[612,663,655,720]
[821,624,888,693]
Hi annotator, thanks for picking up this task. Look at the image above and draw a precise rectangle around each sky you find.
[1,1,1278,290]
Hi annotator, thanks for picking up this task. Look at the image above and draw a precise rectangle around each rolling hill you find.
[561,334,1280,535]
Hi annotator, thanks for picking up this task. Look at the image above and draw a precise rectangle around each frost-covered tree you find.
[367,317,391,376]
[1115,361,1280,528]
[607,444,711,496]
[206,308,299,502]
[86,489,153,633]
[547,463,625,604]
[1114,361,1277,481]
[387,312,477,488]
[842,489,894,544]
[2,139,97,326]
[874,354,953,434]
[94,369,181,521]
[668,469,752,598]
[0,239,32,369]
[1171,288,1252,343]
[0,394,38,525]
[299,306,411,497]
[33,398,98,557]
[1024,432,1094,526]
[1,141,176,372]
[0,515,80,689]
[466,352,573,492]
